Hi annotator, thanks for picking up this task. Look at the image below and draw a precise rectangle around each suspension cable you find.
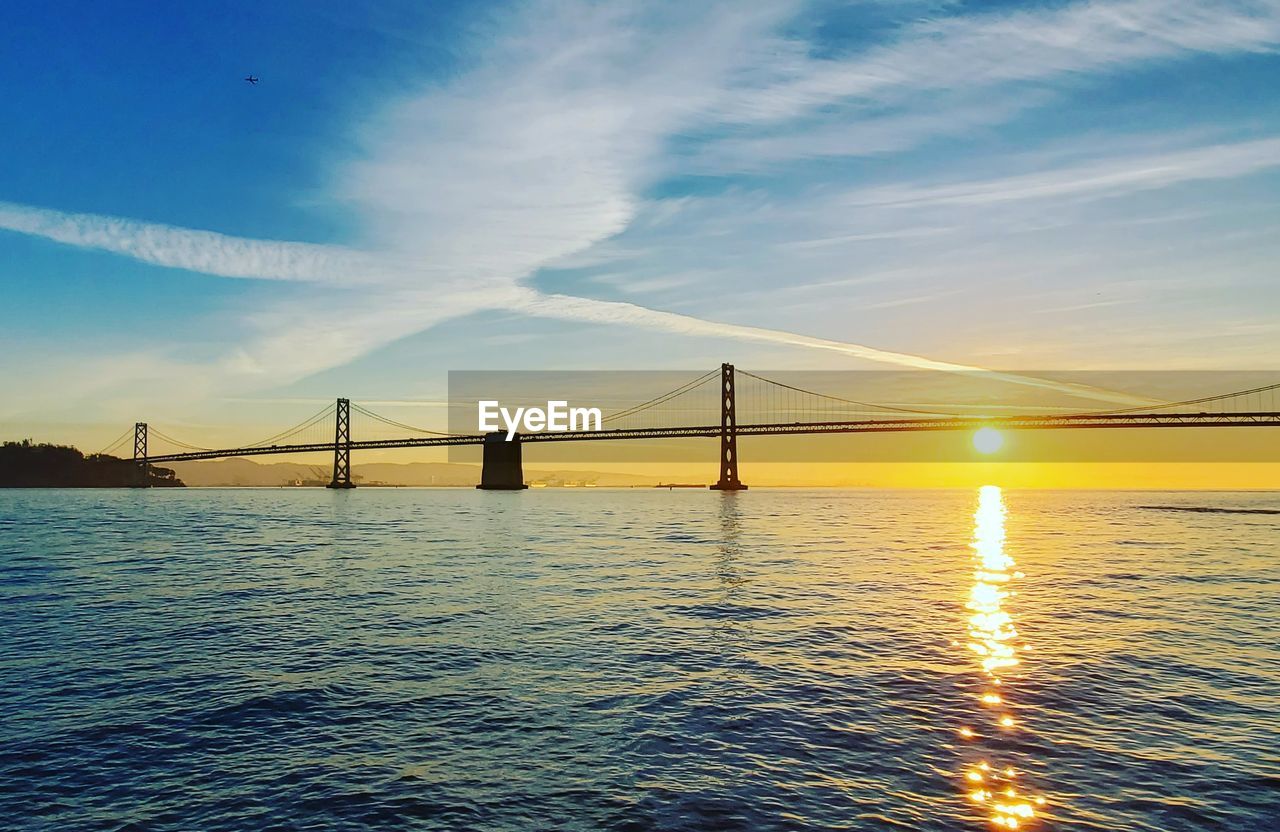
[94,427,135,456]
[602,369,720,424]
[736,369,959,416]
[147,427,214,452]
[147,404,336,454]
[242,402,336,447]
[350,403,464,437]
[1076,380,1280,416]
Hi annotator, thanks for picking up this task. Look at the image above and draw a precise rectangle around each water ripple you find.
[1,488,1277,830]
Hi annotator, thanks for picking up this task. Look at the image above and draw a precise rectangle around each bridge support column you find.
[132,422,151,488]
[477,432,528,490]
[328,398,356,489]
[710,362,747,491]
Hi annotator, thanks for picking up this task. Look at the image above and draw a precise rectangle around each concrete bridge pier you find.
[477,432,529,490]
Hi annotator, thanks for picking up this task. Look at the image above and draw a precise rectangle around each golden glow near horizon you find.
[959,485,1047,828]
[973,427,1005,455]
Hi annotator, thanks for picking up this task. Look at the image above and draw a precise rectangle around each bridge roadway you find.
[145,411,1280,464]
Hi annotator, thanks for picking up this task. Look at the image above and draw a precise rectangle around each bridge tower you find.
[132,422,150,488]
[328,398,356,489]
[477,432,529,490]
[710,362,747,491]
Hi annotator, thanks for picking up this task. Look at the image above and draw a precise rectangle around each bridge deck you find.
[143,411,1280,464]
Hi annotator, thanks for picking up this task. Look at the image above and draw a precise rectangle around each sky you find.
[2,0,1279,465]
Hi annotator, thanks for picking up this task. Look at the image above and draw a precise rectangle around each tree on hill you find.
[0,440,185,487]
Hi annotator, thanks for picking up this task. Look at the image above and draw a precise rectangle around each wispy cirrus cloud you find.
[0,201,379,284]
[4,0,1280,425]
[511,290,1154,404]
[716,0,1280,126]
[0,192,1158,406]
[676,0,1280,175]
[842,137,1280,209]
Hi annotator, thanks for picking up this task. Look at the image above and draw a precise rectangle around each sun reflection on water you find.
[959,485,1047,829]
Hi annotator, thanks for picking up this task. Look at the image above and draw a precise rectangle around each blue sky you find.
[2,0,1279,447]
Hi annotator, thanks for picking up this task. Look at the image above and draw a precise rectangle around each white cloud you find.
[0,191,1157,407]
[671,0,1280,174]
[336,1,794,270]
[0,201,377,284]
[717,0,1280,125]
[4,0,1279,425]
[688,94,1039,173]
[511,290,1154,405]
[843,137,1280,208]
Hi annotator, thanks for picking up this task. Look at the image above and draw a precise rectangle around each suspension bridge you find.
[97,364,1280,490]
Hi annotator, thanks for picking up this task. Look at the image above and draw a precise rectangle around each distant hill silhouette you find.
[0,441,184,487]
[169,457,657,487]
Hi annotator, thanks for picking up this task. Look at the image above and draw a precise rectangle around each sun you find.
[973,427,1004,454]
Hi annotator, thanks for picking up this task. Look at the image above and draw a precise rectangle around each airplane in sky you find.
[244,75,259,85]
